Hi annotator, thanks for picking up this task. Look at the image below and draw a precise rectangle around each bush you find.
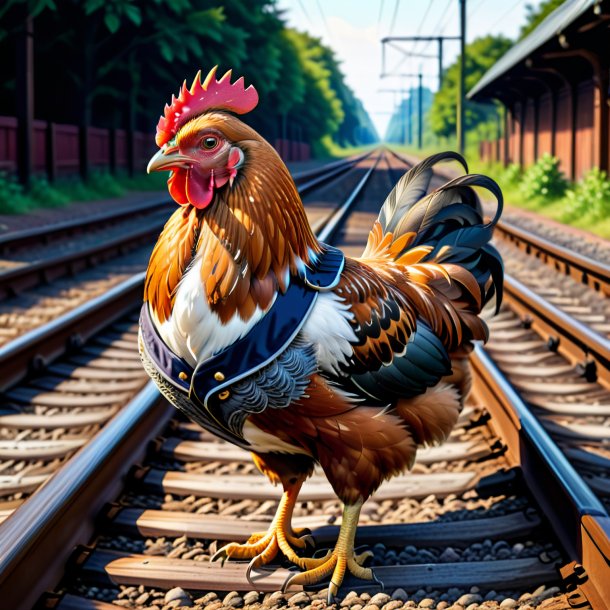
[520,153,568,202]
[87,170,125,198]
[0,171,33,214]
[563,167,610,221]
[499,163,522,186]
[29,177,70,208]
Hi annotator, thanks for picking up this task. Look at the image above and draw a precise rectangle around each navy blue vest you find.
[139,244,344,437]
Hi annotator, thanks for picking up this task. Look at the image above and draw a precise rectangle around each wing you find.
[323,257,452,405]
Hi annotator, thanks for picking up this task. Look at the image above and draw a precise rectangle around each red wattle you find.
[185,168,215,209]
[168,170,189,206]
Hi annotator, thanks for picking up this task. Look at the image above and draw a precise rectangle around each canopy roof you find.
[468,0,597,99]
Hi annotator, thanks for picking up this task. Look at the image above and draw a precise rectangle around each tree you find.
[520,0,566,39]
[428,35,511,140]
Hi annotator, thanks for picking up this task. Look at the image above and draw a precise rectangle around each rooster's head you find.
[147,67,260,209]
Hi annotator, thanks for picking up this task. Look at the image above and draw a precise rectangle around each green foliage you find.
[563,167,610,221]
[86,171,125,198]
[500,163,522,187]
[115,171,168,191]
[0,171,168,215]
[520,154,568,202]
[0,171,32,214]
[283,29,343,141]
[29,176,70,207]
[429,35,512,140]
[520,0,566,39]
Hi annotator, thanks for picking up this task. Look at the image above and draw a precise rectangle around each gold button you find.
[218,390,230,400]
[178,371,188,381]
[214,372,225,381]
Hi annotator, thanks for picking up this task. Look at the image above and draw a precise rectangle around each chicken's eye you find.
[202,136,219,150]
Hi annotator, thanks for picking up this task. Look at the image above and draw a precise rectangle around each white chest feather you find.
[302,291,357,375]
[156,257,271,368]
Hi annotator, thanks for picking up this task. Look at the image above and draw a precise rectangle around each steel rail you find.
[470,345,610,608]
[0,149,386,610]
[494,220,610,297]
[503,273,610,388]
[0,272,145,392]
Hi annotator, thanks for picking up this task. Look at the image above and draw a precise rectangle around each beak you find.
[147,146,193,174]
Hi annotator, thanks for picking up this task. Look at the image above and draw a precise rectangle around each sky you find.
[276,0,545,137]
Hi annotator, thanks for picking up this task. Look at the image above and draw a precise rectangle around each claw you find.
[327,584,339,605]
[299,534,316,549]
[210,546,228,566]
[246,554,262,584]
[371,568,385,591]
[281,570,300,593]
[354,549,374,565]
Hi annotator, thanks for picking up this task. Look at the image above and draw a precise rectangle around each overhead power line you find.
[488,0,525,31]
[376,0,386,39]
[388,0,401,36]
[296,0,314,27]
[315,0,334,42]
[416,0,436,37]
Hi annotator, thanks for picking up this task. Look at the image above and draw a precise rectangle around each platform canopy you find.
[468,0,598,100]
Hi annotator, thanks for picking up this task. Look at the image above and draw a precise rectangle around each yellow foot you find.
[283,501,383,602]
[211,523,315,580]
[211,479,315,584]
[283,547,381,601]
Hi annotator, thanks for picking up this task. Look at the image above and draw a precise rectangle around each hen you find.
[140,67,503,598]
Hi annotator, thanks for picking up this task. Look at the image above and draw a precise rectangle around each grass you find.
[313,135,377,159]
[0,170,167,215]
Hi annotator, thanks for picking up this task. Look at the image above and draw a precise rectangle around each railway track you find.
[0,150,585,609]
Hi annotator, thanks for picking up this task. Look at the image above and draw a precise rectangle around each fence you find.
[0,115,311,182]
[0,116,156,180]
[479,138,506,165]
[274,139,311,162]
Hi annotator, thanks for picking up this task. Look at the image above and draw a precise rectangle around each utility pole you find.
[16,9,34,188]
[380,74,427,149]
[438,38,443,90]
[407,93,412,145]
[378,88,412,145]
[381,26,466,152]
[418,73,423,149]
[457,0,466,155]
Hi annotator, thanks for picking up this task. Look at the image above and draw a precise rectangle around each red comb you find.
[155,67,259,147]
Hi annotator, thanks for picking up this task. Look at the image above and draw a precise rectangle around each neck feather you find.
[145,147,320,324]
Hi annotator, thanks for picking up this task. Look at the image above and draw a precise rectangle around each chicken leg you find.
[283,500,381,602]
[211,475,315,580]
